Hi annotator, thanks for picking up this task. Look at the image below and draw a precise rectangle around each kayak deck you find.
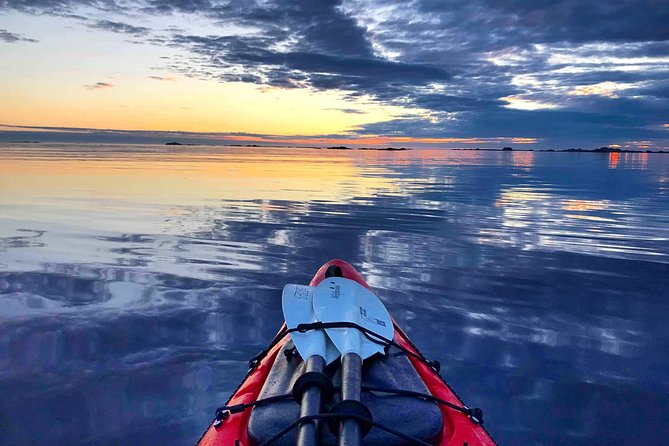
[197,259,496,446]
[247,340,443,445]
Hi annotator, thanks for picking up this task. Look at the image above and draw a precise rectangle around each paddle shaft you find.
[297,355,326,446]
[338,352,362,446]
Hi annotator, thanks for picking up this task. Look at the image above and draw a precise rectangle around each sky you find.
[1,0,668,149]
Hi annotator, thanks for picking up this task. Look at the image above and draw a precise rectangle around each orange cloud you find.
[569,81,633,98]
[511,137,538,144]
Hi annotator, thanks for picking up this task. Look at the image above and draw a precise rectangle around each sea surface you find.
[0,143,668,446]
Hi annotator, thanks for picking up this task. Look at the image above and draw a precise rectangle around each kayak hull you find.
[197,259,496,446]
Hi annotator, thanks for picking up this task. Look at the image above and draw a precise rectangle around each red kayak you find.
[197,259,496,446]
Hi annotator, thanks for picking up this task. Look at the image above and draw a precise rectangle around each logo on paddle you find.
[360,307,386,327]
[292,286,311,300]
[328,282,341,299]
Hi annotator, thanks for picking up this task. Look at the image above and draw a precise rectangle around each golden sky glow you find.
[1,74,423,135]
[0,13,429,137]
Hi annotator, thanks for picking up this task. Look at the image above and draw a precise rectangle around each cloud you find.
[329,108,367,114]
[167,32,450,92]
[0,0,123,17]
[87,20,150,36]
[148,75,176,81]
[0,28,37,43]
[568,81,637,98]
[84,82,114,90]
[2,0,669,146]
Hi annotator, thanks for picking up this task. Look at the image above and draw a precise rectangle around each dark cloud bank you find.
[2,0,669,148]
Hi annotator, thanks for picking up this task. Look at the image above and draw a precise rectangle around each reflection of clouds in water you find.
[459,311,647,359]
[660,176,669,197]
[0,335,243,445]
[354,223,669,444]
[0,263,282,444]
[1,147,669,445]
[357,229,651,367]
[493,150,535,169]
[0,262,281,348]
[0,228,46,251]
[561,199,610,212]
[484,186,669,261]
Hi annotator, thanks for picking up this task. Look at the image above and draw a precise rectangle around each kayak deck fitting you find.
[196,259,496,446]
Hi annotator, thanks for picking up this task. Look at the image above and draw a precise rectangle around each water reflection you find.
[511,150,534,169]
[487,184,668,260]
[608,151,650,170]
[609,152,620,169]
[1,144,668,445]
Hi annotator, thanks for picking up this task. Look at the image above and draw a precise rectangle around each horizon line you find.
[2,123,659,151]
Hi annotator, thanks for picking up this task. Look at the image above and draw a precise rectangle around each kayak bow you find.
[197,259,496,446]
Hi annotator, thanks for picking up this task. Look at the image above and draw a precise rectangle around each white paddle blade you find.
[312,277,394,360]
[281,284,339,364]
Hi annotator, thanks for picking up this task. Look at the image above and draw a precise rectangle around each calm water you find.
[0,144,668,445]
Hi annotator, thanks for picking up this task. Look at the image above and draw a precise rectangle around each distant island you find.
[325,146,409,151]
[3,140,40,143]
[560,146,667,153]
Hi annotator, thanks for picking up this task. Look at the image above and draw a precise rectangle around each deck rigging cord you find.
[248,321,441,373]
[214,384,483,446]
[212,322,484,446]
[214,385,484,426]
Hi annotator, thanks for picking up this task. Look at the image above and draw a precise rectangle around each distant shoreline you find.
[459,146,668,154]
[165,142,668,153]
[164,142,411,151]
[2,140,666,153]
